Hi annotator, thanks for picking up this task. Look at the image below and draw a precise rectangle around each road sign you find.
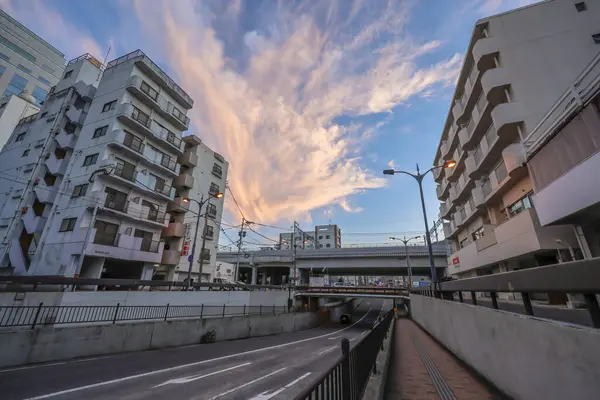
[188,254,193,262]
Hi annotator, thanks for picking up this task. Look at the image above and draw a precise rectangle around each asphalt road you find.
[0,299,391,400]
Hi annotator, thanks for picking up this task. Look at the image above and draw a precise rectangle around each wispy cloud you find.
[5,0,462,223]
[338,199,364,213]
[387,160,397,169]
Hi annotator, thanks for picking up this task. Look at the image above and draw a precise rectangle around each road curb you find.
[362,314,396,400]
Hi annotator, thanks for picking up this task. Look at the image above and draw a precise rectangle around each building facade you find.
[159,136,229,283]
[523,52,600,260]
[315,224,341,248]
[0,93,40,148]
[0,50,198,282]
[434,0,599,281]
[0,10,65,105]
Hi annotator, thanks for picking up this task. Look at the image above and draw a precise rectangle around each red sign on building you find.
[452,257,460,265]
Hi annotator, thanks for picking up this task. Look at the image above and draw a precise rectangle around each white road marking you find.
[23,308,373,400]
[328,335,341,340]
[152,362,251,388]
[317,346,336,356]
[209,367,287,399]
[0,356,112,373]
[249,372,312,400]
[361,330,368,335]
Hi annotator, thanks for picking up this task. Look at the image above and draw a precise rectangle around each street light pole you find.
[184,192,224,290]
[390,235,420,289]
[383,160,456,286]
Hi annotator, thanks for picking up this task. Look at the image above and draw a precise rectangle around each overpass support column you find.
[251,267,258,285]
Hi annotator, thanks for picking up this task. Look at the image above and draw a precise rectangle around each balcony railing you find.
[93,232,119,247]
[166,102,190,127]
[130,105,151,128]
[123,132,144,154]
[114,163,137,182]
[160,155,177,172]
[104,197,127,213]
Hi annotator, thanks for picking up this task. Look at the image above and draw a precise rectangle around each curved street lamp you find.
[383,160,456,285]
[389,235,421,289]
[182,191,224,289]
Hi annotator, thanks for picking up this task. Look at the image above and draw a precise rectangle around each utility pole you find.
[234,218,246,282]
[197,202,211,284]
[186,194,203,290]
[292,221,300,287]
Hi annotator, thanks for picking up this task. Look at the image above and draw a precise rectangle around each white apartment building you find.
[315,224,341,248]
[0,10,66,104]
[0,54,102,274]
[434,0,599,282]
[159,136,229,283]
[0,93,39,148]
[279,231,315,250]
[523,52,600,259]
[0,50,195,281]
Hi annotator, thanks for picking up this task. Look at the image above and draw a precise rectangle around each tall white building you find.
[159,136,229,283]
[0,10,66,104]
[0,93,40,148]
[0,50,197,281]
[434,0,599,283]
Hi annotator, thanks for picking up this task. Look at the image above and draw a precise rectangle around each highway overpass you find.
[216,244,449,284]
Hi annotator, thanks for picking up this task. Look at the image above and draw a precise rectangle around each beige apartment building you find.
[434,0,600,282]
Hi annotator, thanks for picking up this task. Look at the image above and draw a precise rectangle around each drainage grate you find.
[413,338,457,400]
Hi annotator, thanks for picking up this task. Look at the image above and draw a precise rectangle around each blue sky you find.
[2,0,537,247]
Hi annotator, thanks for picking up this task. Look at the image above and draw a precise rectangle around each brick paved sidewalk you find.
[384,319,507,400]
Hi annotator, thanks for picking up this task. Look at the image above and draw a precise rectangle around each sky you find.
[1,0,538,247]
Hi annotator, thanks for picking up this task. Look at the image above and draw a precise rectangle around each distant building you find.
[0,93,39,148]
[315,224,341,248]
[0,10,66,105]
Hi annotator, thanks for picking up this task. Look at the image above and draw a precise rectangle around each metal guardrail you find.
[296,286,409,296]
[0,303,299,329]
[413,258,600,328]
[0,275,291,292]
[295,309,394,399]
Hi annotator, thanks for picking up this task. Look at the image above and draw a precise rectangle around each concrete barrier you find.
[410,294,600,400]
[0,311,319,368]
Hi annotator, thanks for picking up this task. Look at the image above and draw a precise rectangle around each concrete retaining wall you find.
[410,295,600,400]
[0,290,290,307]
[0,311,319,368]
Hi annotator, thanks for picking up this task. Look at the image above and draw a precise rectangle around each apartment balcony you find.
[446,208,577,276]
[163,222,185,237]
[116,103,184,155]
[472,125,504,177]
[179,150,198,168]
[34,182,58,204]
[143,147,180,177]
[502,144,526,178]
[65,104,86,127]
[440,197,454,219]
[55,128,77,149]
[447,153,463,182]
[481,67,510,104]
[491,101,525,137]
[161,249,181,266]
[90,191,169,227]
[452,99,464,122]
[173,173,194,189]
[472,185,486,209]
[107,129,146,161]
[455,178,473,205]
[440,140,450,160]
[436,183,446,200]
[465,154,478,180]
[107,50,194,109]
[22,208,47,234]
[448,185,458,205]
[433,164,445,182]
[167,197,190,213]
[103,161,175,201]
[84,229,163,264]
[443,222,452,238]
[45,153,68,176]
[472,36,501,70]
[458,126,471,151]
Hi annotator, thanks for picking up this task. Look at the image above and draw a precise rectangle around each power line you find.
[226,184,245,221]
[246,226,279,243]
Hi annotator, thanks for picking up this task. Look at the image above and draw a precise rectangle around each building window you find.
[59,217,77,232]
[0,52,9,61]
[201,248,211,260]
[494,160,507,183]
[204,225,214,238]
[17,64,32,74]
[82,153,99,166]
[207,203,217,218]
[22,149,29,157]
[0,35,36,62]
[41,64,55,74]
[71,184,88,198]
[32,87,48,105]
[3,74,28,97]
[37,76,51,86]
[64,122,77,134]
[64,70,73,78]
[102,100,117,112]
[140,81,158,101]
[459,237,469,249]
[318,235,323,239]
[212,163,223,177]
[326,235,330,239]
[326,244,331,248]
[94,220,119,246]
[575,2,587,12]
[15,132,26,142]
[472,227,484,241]
[92,125,108,138]
[506,192,533,218]
[209,183,220,196]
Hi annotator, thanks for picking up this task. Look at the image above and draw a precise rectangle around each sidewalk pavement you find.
[384,319,507,400]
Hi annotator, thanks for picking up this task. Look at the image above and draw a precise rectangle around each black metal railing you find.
[295,309,394,399]
[413,258,600,328]
[0,275,293,292]
[0,303,301,329]
[296,286,409,296]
